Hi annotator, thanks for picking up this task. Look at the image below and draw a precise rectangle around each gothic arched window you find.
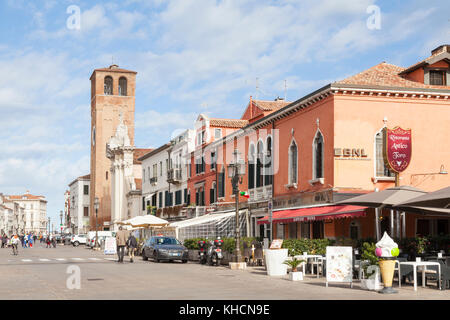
[289,140,298,184]
[119,77,127,96]
[375,130,394,177]
[264,136,273,185]
[256,140,264,188]
[248,144,255,189]
[104,76,113,95]
[313,131,324,179]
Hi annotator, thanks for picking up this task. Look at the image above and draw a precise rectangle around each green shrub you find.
[360,242,379,278]
[183,237,207,250]
[281,238,335,256]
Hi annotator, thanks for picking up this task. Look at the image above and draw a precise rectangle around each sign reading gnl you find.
[383,127,412,173]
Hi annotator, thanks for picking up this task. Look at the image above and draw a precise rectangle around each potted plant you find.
[283,258,306,281]
[359,242,383,291]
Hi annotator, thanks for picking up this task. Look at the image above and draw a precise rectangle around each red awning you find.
[257,205,367,225]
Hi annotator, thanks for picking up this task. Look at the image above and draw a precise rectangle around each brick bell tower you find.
[89,64,137,231]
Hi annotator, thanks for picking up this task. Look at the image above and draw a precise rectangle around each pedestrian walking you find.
[46,236,51,248]
[20,234,24,248]
[28,234,33,248]
[1,234,7,248]
[127,233,138,263]
[115,226,127,263]
[52,236,56,248]
[11,234,19,255]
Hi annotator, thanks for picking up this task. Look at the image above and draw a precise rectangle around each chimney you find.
[431,45,450,56]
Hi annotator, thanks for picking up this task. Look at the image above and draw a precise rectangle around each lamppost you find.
[227,149,246,264]
[60,210,63,234]
[48,217,50,235]
[94,197,99,249]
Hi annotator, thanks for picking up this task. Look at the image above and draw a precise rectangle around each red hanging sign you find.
[383,126,412,173]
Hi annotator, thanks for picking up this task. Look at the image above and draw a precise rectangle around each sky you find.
[0,0,448,226]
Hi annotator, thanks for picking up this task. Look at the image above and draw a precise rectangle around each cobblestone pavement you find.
[0,243,449,300]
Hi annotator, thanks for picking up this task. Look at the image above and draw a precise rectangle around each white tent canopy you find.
[170,211,235,228]
[119,215,169,227]
[169,210,247,242]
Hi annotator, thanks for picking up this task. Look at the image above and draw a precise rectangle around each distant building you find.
[3,192,47,234]
[68,174,91,234]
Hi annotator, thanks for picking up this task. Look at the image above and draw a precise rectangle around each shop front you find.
[257,204,368,240]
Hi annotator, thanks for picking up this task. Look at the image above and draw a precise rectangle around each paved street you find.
[0,243,449,300]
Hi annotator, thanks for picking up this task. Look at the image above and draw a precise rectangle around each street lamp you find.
[48,217,50,235]
[227,149,246,264]
[60,210,63,234]
[94,197,99,249]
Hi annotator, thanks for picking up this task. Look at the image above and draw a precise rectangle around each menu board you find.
[104,237,117,255]
[270,239,283,249]
[326,246,353,287]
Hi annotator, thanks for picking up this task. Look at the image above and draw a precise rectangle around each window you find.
[118,77,127,96]
[83,185,89,195]
[300,222,310,239]
[197,132,202,146]
[201,131,206,144]
[211,152,216,170]
[184,188,188,204]
[158,192,162,208]
[312,221,324,239]
[215,128,222,139]
[248,144,255,189]
[143,169,145,182]
[276,223,284,239]
[186,190,191,205]
[210,182,216,204]
[166,159,169,172]
[313,131,324,179]
[429,70,446,86]
[160,161,162,176]
[375,130,394,177]
[153,164,157,177]
[151,194,157,207]
[288,223,297,239]
[289,140,298,184]
[83,206,89,217]
[265,136,273,186]
[218,169,225,198]
[256,141,264,188]
[175,190,182,205]
[104,76,113,95]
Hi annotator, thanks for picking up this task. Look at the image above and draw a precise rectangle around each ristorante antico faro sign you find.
[383,127,412,173]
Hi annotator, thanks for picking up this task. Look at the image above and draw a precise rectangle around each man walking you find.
[115,226,127,263]
[127,232,138,263]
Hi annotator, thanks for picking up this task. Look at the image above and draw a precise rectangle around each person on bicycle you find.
[11,234,19,255]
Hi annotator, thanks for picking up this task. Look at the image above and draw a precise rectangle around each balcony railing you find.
[150,176,158,186]
[167,168,182,184]
[249,185,272,202]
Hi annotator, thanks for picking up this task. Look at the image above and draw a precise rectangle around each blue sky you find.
[0,0,448,226]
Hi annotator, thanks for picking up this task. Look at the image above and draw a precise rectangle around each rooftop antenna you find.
[284,80,287,101]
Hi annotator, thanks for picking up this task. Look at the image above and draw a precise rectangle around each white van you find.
[87,231,116,244]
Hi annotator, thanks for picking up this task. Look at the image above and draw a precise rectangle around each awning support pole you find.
[402,212,406,238]
[390,209,394,238]
[375,208,381,241]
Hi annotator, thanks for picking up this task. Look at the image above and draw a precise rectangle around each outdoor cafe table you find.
[295,255,326,276]
[399,261,441,291]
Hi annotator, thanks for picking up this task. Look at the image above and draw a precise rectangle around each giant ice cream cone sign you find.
[375,232,399,294]
[383,127,412,173]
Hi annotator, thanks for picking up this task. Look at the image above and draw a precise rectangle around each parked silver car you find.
[141,236,188,263]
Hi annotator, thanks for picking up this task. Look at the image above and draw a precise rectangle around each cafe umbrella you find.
[393,186,450,215]
[336,186,427,239]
